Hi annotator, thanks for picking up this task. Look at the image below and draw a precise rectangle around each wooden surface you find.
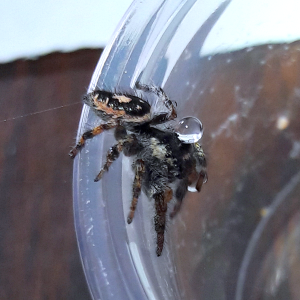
[2,42,300,300]
[0,49,102,300]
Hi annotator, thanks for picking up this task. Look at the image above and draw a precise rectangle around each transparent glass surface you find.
[73,0,300,299]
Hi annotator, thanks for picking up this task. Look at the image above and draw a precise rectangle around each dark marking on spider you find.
[70,82,207,256]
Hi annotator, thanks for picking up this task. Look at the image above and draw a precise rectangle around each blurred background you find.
[0,0,131,299]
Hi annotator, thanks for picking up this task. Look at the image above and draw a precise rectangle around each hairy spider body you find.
[83,90,152,123]
[70,83,207,256]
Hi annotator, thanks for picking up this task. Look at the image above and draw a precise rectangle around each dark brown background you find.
[0,49,102,299]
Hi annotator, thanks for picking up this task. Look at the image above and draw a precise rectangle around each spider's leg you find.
[156,86,177,120]
[69,122,117,158]
[94,139,124,182]
[193,142,207,192]
[195,170,207,192]
[135,82,177,124]
[170,169,207,219]
[154,187,173,256]
[170,180,188,219]
[127,159,145,224]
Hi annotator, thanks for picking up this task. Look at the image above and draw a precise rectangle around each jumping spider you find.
[70,83,207,256]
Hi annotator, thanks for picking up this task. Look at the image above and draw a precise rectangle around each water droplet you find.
[188,185,198,192]
[276,115,289,130]
[175,116,203,143]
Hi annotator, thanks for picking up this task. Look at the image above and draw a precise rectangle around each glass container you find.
[73,0,300,299]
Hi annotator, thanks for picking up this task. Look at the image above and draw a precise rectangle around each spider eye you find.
[175,116,203,143]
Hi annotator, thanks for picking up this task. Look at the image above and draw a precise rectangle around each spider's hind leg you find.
[154,187,173,256]
[69,122,117,158]
[127,159,145,224]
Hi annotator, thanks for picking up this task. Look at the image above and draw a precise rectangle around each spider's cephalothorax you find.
[70,83,207,256]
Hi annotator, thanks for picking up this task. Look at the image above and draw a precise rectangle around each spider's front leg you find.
[94,140,123,182]
[170,167,207,219]
[69,122,117,158]
[169,180,188,219]
[154,187,173,256]
[135,82,177,124]
[127,159,145,224]
[170,163,207,219]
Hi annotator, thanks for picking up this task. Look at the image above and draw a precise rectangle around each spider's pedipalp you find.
[127,159,145,224]
[69,122,117,158]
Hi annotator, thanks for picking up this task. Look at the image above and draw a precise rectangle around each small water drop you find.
[175,116,203,143]
[188,185,198,192]
[276,115,289,130]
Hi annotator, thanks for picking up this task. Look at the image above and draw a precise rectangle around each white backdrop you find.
[0,0,132,62]
[1,0,300,63]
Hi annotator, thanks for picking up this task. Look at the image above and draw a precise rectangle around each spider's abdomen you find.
[83,90,151,123]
